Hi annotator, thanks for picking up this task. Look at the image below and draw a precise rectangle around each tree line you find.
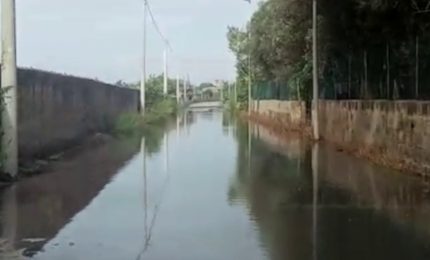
[227,0,430,102]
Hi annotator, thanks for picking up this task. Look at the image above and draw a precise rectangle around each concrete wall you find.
[319,100,430,173]
[251,100,306,127]
[15,69,139,159]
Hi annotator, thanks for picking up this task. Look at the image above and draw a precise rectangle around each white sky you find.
[6,0,258,84]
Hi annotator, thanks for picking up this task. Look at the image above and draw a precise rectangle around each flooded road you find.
[2,110,430,259]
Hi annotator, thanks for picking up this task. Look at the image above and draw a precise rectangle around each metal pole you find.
[183,75,187,102]
[140,1,148,114]
[1,0,18,177]
[234,80,238,105]
[228,82,231,101]
[163,48,168,96]
[248,30,252,115]
[220,82,224,102]
[246,0,252,115]
[176,74,180,104]
[312,0,320,140]
[386,43,390,99]
[416,35,419,99]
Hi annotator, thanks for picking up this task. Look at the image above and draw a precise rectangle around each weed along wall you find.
[318,100,430,174]
[250,100,307,129]
[16,69,139,160]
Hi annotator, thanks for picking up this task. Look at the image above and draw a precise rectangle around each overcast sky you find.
[11,0,257,84]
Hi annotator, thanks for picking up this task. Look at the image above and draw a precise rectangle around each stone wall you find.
[319,100,430,174]
[15,69,139,159]
[251,100,306,128]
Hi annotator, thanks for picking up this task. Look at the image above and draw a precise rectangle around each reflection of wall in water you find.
[233,122,430,260]
[230,123,315,260]
[250,122,306,160]
[0,138,140,255]
[316,144,430,240]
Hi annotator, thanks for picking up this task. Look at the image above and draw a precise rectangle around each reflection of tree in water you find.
[184,111,195,126]
[222,111,236,137]
[230,123,430,260]
[141,123,166,155]
[141,114,186,156]
[230,124,314,259]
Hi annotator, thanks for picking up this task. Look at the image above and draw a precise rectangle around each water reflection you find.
[0,137,141,259]
[2,111,430,259]
[231,122,430,260]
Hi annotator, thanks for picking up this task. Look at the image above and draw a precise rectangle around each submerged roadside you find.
[237,99,430,179]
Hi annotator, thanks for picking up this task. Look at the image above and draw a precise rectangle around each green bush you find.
[114,98,177,137]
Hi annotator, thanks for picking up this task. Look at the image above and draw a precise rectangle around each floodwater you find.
[1,110,430,259]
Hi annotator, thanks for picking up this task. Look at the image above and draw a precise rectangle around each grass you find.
[114,98,177,137]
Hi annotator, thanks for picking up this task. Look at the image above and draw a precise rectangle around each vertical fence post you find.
[416,34,419,99]
[386,42,390,99]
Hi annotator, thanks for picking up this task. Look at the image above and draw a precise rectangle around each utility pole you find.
[234,80,238,105]
[140,0,148,114]
[242,0,252,115]
[248,30,252,115]
[176,74,180,104]
[1,0,18,177]
[220,81,224,102]
[312,0,320,140]
[187,74,191,101]
[163,48,168,96]
[183,75,187,102]
[228,82,231,102]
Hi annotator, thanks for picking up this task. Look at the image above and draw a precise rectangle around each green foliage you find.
[114,98,177,137]
[228,0,430,100]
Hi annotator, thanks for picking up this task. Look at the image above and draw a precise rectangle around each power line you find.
[144,0,171,50]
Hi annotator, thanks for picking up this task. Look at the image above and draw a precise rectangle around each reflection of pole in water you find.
[312,144,319,260]
[164,133,169,174]
[137,138,149,260]
[176,116,180,139]
[184,112,188,133]
[248,122,252,175]
[186,112,191,136]
[1,186,17,258]
[141,138,148,241]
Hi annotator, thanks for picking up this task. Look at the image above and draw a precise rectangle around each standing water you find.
[1,110,430,259]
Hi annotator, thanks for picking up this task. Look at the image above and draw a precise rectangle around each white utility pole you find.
[183,75,187,102]
[140,0,148,114]
[176,74,180,104]
[1,0,18,177]
[312,0,320,140]
[243,0,252,115]
[234,80,238,106]
[248,31,252,115]
[163,48,168,96]
[220,82,224,102]
[228,82,231,101]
